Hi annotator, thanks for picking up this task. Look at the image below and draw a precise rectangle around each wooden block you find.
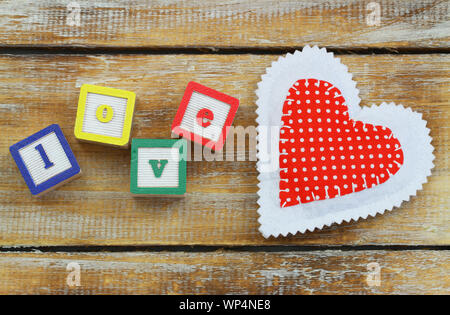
[9,124,81,196]
[172,81,239,151]
[74,84,136,148]
[130,139,187,196]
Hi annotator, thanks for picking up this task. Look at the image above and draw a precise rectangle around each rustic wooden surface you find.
[0,0,448,295]
[0,0,448,49]
[0,54,448,246]
[0,250,448,295]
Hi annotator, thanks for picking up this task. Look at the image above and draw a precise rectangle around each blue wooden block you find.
[9,124,81,196]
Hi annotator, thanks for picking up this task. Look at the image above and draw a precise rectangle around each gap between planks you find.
[1,245,449,253]
[0,46,449,55]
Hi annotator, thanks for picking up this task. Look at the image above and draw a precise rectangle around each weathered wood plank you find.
[0,54,448,246]
[0,250,448,294]
[0,0,448,48]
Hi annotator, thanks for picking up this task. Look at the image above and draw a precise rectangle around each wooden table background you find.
[0,0,449,295]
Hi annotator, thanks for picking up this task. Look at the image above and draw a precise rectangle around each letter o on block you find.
[74,84,136,148]
[95,104,114,123]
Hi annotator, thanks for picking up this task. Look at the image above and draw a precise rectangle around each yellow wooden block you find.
[74,84,136,148]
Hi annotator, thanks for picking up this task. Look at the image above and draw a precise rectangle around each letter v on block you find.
[130,139,187,196]
[149,160,168,178]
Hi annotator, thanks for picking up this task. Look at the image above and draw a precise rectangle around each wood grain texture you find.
[0,54,449,246]
[0,250,448,294]
[0,0,448,49]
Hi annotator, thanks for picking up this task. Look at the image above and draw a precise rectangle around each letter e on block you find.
[9,124,81,196]
[171,81,239,151]
[74,84,136,148]
[130,139,187,196]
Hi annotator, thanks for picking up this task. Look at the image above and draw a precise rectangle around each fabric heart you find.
[279,79,404,207]
[256,46,434,237]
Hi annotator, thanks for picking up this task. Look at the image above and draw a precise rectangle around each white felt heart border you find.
[256,46,435,238]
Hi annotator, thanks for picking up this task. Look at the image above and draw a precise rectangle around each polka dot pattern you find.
[279,79,404,208]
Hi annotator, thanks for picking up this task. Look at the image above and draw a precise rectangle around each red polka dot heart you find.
[279,79,404,208]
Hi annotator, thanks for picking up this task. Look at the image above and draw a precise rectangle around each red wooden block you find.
[171,81,239,151]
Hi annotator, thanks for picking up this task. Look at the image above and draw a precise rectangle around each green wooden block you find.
[130,139,187,196]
